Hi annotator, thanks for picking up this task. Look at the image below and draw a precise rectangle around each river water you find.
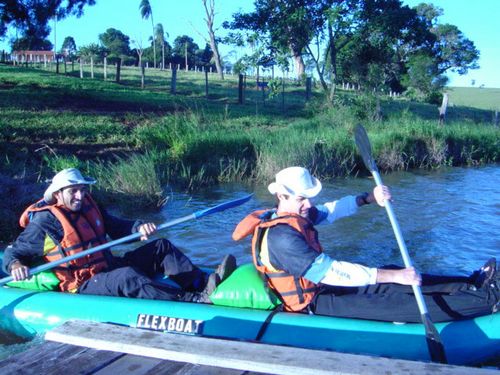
[1,165,499,359]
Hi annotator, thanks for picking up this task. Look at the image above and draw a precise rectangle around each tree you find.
[139,0,156,68]
[171,35,199,69]
[1,0,96,49]
[154,23,168,69]
[414,3,479,75]
[226,0,333,79]
[11,36,53,51]
[401,52,448,103]
[131,39,146,88]
[61,36,77,59]
[335,0,431,93]
[79,43,103,78]
[202,0,224,79]
[431,24,479,75]
[99,28,132,64]
[305,0,357,98]
[132,39,145,67]
[196,43,215,68]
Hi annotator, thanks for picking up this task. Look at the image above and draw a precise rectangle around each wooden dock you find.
[0,320,498,374]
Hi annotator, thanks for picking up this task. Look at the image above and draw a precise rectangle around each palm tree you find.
[139,0,156,68]
[155,23,168,70]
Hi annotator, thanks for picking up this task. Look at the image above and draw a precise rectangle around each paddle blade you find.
[354,124,378,174]
[194,194,253,219]
[422,313,448,363]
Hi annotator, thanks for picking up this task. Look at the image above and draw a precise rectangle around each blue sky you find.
[1,0,498,88]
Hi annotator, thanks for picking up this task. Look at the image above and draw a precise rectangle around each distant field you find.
[446,87,500,110]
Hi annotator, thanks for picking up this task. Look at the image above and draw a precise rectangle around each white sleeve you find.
[320,260,378,286]
[318,195,358,224]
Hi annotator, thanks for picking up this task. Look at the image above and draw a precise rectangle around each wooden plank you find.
[45,320,496,375]
[92,354,170,375]
[0,341,261,375]
[94,356,252,375]
[0,341,125,374]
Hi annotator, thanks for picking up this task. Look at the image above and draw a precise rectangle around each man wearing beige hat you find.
[3,168,236,302]
[233,166,498,322]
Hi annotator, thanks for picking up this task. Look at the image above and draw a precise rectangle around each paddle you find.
[354,124,447,364]
[0,193,253,286]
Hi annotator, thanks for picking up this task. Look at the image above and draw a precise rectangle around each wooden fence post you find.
[439,93,448,126]
[141,63,145,89]
[238,74,244,104]
[171,68,177,94]
[103,57,107,81]
[262,83,266,105]
[305,77,312,101]
[495,110,499,127]
[116,58,121,83]
[79,58,83,78]
[205,68,209,98]
[281,77,285,112]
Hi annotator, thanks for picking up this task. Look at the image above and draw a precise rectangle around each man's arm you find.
[3,213,51,280]
[100,207,142,239]
[266,224,420,287]
[317,259,421,287]
[312,185,392,225]
[100,208,157,241]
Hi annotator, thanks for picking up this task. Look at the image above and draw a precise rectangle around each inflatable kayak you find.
[1,260,499,366]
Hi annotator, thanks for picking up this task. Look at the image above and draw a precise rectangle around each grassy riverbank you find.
[1,63,499,241]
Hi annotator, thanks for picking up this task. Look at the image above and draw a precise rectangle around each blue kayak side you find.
[0,285,498,365]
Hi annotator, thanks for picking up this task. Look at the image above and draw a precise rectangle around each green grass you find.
[446,87,500,111]
[0,62,499,241]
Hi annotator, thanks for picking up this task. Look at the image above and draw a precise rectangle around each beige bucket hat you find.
[268,167,322,198]
[44,168,96,203]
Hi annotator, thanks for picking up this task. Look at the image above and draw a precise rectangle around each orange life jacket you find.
[233,209,322,312]
[19,195,109,292]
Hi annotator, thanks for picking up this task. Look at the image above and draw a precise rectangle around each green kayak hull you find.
[0,285,498,365]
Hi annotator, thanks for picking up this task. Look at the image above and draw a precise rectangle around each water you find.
[164,165,499,275]
[1,165,499,358]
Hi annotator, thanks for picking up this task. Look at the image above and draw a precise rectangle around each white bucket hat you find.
[268,167,322,198]
[43,168,96,204]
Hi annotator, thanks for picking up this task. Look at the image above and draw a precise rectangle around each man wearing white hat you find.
[3,168,236,302]
[233,167,498,322]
